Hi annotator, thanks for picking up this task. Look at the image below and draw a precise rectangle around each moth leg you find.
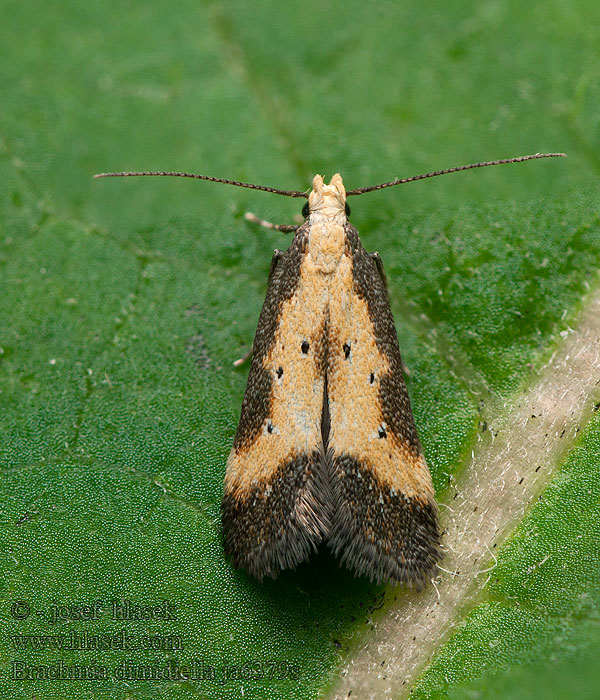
[233,348,252,368]
[244,212,298,233]
[369,251,388,290]
[267,248,284,283]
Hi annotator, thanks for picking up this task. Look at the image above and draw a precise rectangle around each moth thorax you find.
[306,173,348,274]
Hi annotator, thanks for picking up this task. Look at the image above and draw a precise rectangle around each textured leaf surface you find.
[0,1,599,699]
[410,411,600,699]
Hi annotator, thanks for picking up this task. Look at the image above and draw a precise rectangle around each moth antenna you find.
[345,153,567,196]
[93,171,308,198]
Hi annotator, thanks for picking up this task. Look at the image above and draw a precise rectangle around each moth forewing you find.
[221,221,332,579]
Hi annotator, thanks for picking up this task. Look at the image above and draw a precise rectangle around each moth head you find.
[305,173,350,219]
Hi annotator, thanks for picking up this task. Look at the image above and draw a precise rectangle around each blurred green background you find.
[1,1,599,698]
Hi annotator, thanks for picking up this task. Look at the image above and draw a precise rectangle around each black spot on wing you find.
[253,224,309,362]
[232,224,309,451]
[347,223,422,453]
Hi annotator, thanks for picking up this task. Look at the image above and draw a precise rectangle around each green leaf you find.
[410,411,600,700]
[1,1,599,699]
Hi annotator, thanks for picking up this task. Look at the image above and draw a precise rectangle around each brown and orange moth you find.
[95,152,565,586]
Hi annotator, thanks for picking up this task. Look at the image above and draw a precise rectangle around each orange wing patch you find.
[327,256,434,501]
[224,259,328,497]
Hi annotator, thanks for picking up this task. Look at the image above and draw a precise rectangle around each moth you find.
[95,152,565,586]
